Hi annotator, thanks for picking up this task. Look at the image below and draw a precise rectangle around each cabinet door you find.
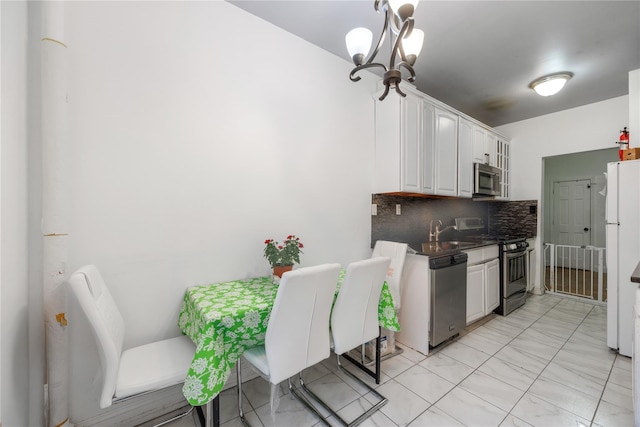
[421,101,436,193]
[472,125,487,164]
[497,139,510,200]
[458,118,473,198]
[434,108,458,196]
[485,132,497,167]
[401,92,423,192]
[527,247,536,292]
[485,258,500,313]
[466,264,485,325]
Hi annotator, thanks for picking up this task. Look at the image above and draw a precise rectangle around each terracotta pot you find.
[273,265,293,278]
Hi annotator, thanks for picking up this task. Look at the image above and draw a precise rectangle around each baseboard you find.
[71,384,189,427]
[71,362,260,426]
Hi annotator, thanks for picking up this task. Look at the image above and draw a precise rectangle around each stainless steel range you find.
[495,237,529,315]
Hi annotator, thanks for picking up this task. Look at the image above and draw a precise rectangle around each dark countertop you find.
[418,239,499,257]
[632,261,640,283]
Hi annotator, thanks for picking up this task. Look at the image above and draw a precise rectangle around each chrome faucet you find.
[429,219,457,242]
[429,220,441,242]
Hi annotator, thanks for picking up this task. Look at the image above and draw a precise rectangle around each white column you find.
[630,69,639,147]
[41,2,70,426]
[0,1,3,424]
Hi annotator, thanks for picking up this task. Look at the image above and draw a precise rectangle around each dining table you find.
[178,270,400,426]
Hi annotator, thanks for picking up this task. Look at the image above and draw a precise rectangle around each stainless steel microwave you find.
[474,163,501,196]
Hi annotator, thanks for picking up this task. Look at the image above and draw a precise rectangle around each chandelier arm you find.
[379,84,391,101]
[397,62,417,82]
[363,3,391,66]
[389,18,412,69]
[350,62,389,82]
[394,83,407,97]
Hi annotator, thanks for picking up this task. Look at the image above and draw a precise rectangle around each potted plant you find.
[264,235,304,277]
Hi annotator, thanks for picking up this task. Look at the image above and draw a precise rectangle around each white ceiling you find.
[229,0,640,127]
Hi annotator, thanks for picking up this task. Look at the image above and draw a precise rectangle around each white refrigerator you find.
[606,159,640,357]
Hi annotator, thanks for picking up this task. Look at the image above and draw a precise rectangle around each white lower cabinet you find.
[466,264,485,323]
[396,254,432,356]
[465,246,499,325]
[485,258,500,312]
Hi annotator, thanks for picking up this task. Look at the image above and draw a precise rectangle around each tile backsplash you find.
[371,194,537,252]
[487,200,538,238]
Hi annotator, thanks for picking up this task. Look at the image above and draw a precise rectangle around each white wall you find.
[497,95,629,292]
[542,148,618,247]
[0,1,3,423]
[498,95,628,201]
[1,1,35,425]
[2,0,634,423]
[64,1,377,421]
[631,69,639,147]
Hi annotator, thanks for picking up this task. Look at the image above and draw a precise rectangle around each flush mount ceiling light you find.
[529,72,574,97]
[346,0,424,101]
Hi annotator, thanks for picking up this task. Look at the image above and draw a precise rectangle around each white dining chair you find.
[370,240,408,360]
[68,264,197,426]
[299,257,391,426]
[236,263,342,426]
[372,240,408,311]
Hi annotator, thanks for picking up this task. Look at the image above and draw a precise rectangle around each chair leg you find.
[236,362,251,427]
[299,354,387,427]
[287,376,330,426]
[342,330,382,384]
[336,354,388,426]
[300,352,388,427]
[297,370,349,426]
[203,397,219,427]
[151,406,195,427]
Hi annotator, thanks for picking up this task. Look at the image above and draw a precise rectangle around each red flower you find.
[263,234,304,268]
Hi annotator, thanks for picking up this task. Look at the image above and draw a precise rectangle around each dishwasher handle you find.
[429,252,468,269]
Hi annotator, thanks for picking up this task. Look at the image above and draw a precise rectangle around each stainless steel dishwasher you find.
[430,252,468,347]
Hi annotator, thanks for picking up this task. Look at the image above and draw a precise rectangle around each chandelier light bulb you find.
[530,72,573,97]
[402,28,424,65]
[345,27,373,65]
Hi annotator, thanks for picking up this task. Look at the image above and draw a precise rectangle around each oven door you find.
[504,249,528,297]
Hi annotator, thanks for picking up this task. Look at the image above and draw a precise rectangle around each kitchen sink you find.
[421,240,477,253]
[440,240,477,247]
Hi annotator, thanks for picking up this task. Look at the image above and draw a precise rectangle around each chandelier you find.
[345,0,424,101]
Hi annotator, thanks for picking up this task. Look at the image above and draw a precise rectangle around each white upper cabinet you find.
[472,125,487,164]
[496,138,511,200]
[374,84,508,198]
[401,91,423,193]
[432,108,459,197]
[485,132,498,167]
[374,89,422,193]
[458,118,474,198]
[421,101,436,194]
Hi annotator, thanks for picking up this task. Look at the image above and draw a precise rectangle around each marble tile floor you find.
[150,293,634,427]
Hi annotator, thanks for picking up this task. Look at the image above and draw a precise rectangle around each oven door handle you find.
[505,250,527,259]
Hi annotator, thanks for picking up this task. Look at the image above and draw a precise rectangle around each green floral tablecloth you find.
[178,272,399,406]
